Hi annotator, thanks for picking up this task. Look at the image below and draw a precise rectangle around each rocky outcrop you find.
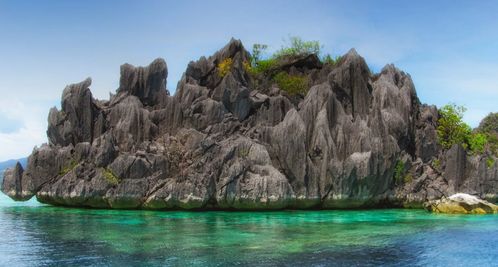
[2,38,497,210]
[425,193,498,214]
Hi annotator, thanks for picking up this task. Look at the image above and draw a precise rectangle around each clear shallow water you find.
[1,194,497,267]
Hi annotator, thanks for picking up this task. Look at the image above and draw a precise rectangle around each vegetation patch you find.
[273,36,321,59]
[244,37,342,94]
[247,37,341,74]
[254,58,278,74]
[476,112,498,156]
[487,157,495,168]
[437,104,489,154]
[322,54,342,65]
[432,158,441,170]
[404,173,413,184]
[217,57,233,77]
[103,168,121,185]
[250,44,268,66]
[393,160,406,185]
[273,71,309,96]
[59,159,78,176]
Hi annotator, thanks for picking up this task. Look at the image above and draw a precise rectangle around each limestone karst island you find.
[3,39,498,213]
[1,1,497,266]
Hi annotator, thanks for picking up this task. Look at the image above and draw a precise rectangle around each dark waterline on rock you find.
[1,195,497,266]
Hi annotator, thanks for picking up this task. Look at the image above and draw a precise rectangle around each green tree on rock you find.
[437,103,488,154]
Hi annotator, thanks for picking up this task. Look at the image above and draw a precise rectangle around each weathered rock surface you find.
[425,193,498,214]
[2,38,497,210]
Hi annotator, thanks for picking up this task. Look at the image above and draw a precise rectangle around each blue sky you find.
[0,0,497,161]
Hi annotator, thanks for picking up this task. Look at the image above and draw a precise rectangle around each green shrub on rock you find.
[59,159,78,176]
[487,157,495,168]
[103,168,120,185]
[273,71,309,96]
[322,54,342,65]
[393,160,406,185]
[437,103,489,154]
[467,133,487,154]
[432,158,441,170]
[437,104,471,150]
[217,58,233,77]
[273,36,321,59]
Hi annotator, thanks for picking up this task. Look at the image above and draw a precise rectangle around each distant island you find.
[2,38,497,210]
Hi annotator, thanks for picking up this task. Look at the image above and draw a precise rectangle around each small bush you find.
[432,159,441,170]
[244,58,279,75]
[274,36,321,59]
[243,60,253,73]
[255,58,278,74]
[404,173,413,184]
[467,133,487,154]
[217,58,233,77]
[103,168,120,185]
[273,71,309,96]
[393,160,406,184]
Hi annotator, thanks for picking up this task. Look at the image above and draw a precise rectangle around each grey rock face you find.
[117,58,169,107]
[47,78,102,146]
[2,162,25,200]
[2,38,497,209]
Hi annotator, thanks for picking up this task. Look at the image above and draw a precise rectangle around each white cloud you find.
[0,99,47,161]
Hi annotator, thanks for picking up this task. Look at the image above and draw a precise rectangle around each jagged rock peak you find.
[117,58,168,106]
[184,38,251,88]
[328,48,371,117]
[62,77,92,95]
[47,77,101,146]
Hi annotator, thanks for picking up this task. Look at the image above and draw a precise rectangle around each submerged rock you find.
[425,193,498,214]
[2,38,497,210]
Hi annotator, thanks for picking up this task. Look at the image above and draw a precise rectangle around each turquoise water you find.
[1,194,497,266]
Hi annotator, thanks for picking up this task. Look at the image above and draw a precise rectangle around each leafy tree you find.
[251,44,268,66]
[437,103,489,154]
[437,104,472,150]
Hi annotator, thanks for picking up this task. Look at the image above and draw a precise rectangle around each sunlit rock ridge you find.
[2,39,497,209]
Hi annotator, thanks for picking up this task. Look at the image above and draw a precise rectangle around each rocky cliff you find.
[2,39,497,209]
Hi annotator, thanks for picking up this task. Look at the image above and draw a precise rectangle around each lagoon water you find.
[1,194,497,266]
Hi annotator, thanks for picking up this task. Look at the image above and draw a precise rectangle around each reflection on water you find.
[1,194,497,266]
